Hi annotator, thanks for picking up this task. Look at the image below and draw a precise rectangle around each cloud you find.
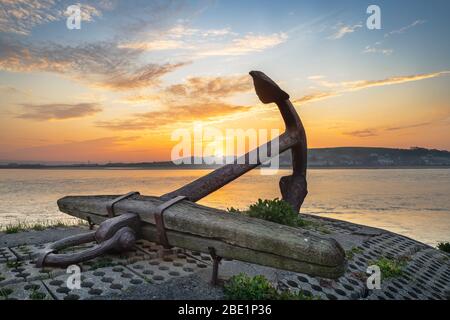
[113,1,196,37]
[99,62,189,90]
[296,71,450,105]
[329,23,362,40]
[0,0,103,35]
[307,75,325,80]
[343,121,434,138]
[0,0,61,35]
[0,37,189,91]
[343,129,378,137]
[167,25,234,38]
[163,74,252,99]
[118,39,185,51]
[295,91,341,104]
[199,33,288,56]
[96,102,250,131]
[119,28,286,57]
[99,73,254,131]
[64,3,102,22]
[117,26,235,52]
[385,122,431,132]
[363,45,393,56]
[121,74,252,104]
[385,20,426,37]
[344,71,450,91]
[0,85,22,95]
[17,102,102,120]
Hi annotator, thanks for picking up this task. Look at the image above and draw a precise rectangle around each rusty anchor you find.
[162,71,308,212]
[36,71,321,283]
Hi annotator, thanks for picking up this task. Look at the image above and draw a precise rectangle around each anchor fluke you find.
[249,71,289,104]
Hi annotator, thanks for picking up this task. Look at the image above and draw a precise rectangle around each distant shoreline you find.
[2,147,449,169]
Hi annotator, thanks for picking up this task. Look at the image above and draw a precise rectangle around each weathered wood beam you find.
[58,195,346,279]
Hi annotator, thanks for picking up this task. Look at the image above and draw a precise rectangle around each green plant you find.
[346,247,363,260]
[90,257,115,270]
[6,261,22,269]
[370,257,406,279]
[5,223,24,234]
[227,207,242,214]
[0,287,13,298]
[1,219,88,234]
[0,275,5,282]
[31,224,47,231]
[228,199,306,228]
[314,224,331,234]
[224,273,314,300]
[437,242,450,253]
[29,290,46,300]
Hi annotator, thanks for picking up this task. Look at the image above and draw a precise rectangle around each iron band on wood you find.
[153,195,187,249]
[106,191,140,217]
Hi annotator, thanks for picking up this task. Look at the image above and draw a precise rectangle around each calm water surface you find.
[0,168,449,246]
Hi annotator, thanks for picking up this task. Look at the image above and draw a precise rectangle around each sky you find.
[0,0,449,163]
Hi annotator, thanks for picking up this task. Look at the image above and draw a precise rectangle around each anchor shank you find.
[161,131,298,202]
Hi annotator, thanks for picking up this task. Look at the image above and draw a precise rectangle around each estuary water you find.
[0,168,449,246]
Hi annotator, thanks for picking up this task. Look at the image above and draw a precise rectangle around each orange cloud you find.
[17,103,102,120]
[106,74,254,130]
[96,102,250,131]
[343,122,434,138]
[295,71,450,105]
[163,74,252,99]
[98,62,189,90]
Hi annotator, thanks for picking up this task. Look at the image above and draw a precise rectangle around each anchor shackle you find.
[36,213,141,268]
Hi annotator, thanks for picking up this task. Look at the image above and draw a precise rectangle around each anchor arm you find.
[249,71,308,211]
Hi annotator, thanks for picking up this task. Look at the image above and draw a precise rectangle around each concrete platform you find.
[0,217,449,300]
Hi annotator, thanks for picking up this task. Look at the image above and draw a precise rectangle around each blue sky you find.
[0,0,449,162]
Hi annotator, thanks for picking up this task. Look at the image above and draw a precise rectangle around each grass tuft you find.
[6,261,22,269]
[224,273,316,300]
[370,257,406,279]
[346,247,363,260]
[89,257,116,270]
[2,219,88,234]
[437,242,450,253]
[0,287,13,298]
[29,290,46,300]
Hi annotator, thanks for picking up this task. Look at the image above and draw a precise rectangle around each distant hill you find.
[1,147,449,169]
[290,147,450,167]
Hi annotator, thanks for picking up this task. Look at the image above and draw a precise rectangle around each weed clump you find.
[224,273,315,300]
[437,242,450,253]
[2,219,88,234]
[370,257,406,279]
[228,198,306,228]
